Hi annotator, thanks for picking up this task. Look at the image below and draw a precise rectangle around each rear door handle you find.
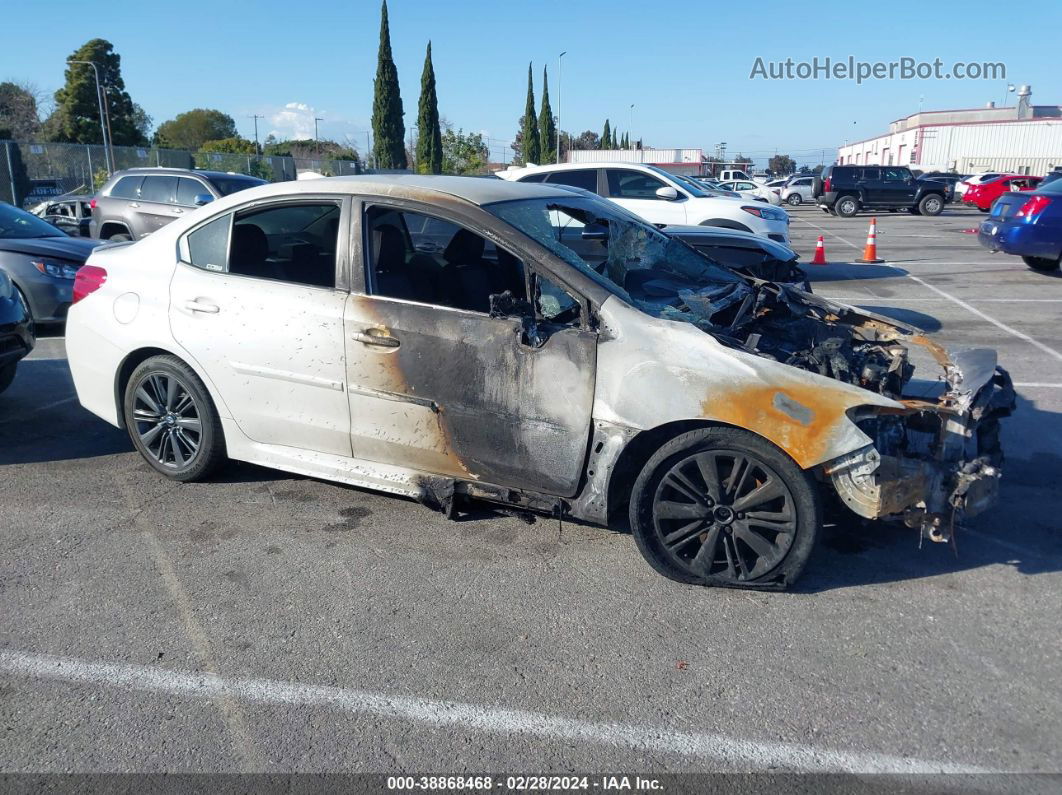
[183,299,220,314]
[352,329,400,348]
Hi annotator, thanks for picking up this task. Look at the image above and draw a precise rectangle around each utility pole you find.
[249,114,263,155]
[314,117,324,158]
[557,52,566,164]
[629,104,634,151]
[67,60,111,174]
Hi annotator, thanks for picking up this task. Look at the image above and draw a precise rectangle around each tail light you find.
[1016,195,1053,220]
[89,198,97,209]
[823,176,831,192]
[72,265,107,304]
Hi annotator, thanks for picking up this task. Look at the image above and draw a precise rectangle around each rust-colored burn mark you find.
[701,382,857,468]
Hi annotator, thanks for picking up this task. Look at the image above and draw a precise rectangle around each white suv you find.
[496,162,790,244]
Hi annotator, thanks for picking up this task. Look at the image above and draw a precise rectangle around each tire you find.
[629,426,821,590]
[786,193,802,206]
[1023,255,1061,272]
[0,362,16,394]
[918,194,944,216]
[108,232,132,242]
[835,195,860,217]
[123,355,226,482]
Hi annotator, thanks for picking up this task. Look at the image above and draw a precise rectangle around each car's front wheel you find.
[1023,255,1061,272]
[123,355,226,481]
[629,427,821,590]
[786,193,802,206]
[918,194,944,216]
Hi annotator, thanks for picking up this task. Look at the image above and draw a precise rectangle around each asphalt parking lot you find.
[1,203,1060,777]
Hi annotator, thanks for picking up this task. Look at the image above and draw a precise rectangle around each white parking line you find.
[821,297,1062,304]
[0,649,991,774]
[795,218,1062,364]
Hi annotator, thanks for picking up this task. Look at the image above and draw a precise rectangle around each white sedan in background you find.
[717,180,784,206]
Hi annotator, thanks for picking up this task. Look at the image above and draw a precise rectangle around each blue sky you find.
[3,0,1059,167]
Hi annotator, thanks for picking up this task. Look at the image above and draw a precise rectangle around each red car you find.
[963,174,1043,212]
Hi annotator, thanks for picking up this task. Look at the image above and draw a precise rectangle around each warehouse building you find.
[565,148,706,176]
[836,85,1062,175]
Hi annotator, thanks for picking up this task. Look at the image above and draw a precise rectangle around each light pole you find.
[629,104,634,150]
[557,51,566,163]
[67,59,111,174]
[314,117,324,158]
[249,114,263,155]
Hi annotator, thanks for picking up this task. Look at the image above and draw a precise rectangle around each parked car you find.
[498,162,791,243]
[32,197,94,237]
[687,178,741,198]
[90,168,267,242]
[65,175,1013,590]
[716,169,753,182]
[955,173,1002,198]
[1040,171,1062,188]
[717,180,783,206]
[663,225,808,287]
[917,173,965,202]
[962,174,1043,212]
[0,202,102,324]
[812,165,948,217]
[0,265,34,394]
[978,176,1062,272]
[780,176,815,206]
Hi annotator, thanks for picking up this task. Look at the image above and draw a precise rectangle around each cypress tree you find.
[538,65,556,164]
[415,41,442,174]
[371,0,406,169]
[521,63,541,165]
[601,119,611,150]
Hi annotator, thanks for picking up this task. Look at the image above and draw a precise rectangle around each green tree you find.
[48,39,146,145]
[768,154,796,175]
[520,63,540,165]
[571,130,599,150]
[441,124,489,175]
[156,109,237,151]
[371,0,407,169]
[415,41,442,174]
[200,136,256,154]
[0,82,41,140]
[538,66,556,164]
[601,119,611,150]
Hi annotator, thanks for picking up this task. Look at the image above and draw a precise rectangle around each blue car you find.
[978,177,1062,272]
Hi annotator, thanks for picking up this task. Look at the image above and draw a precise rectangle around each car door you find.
[169,196,352,457]
[136,175,180,237]
[882,167,915,206]
[604,168,688,225]
[859,167,883,204]
[343,199,597,496]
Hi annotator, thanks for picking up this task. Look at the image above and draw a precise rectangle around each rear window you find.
[546,169,597,192]
[1037,178,1062,196]
[140,175,178,204]
[862,168,881,180]
[109,176,143,199]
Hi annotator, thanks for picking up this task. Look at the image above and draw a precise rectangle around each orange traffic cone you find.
[810,235,827,265]
[859,218,884,263]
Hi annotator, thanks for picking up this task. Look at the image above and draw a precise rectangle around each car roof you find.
[111,168,265,180]
[498,161,661,176]
[183,174,580,207]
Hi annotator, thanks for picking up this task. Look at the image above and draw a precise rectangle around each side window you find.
[184,214,231,272]
[606,169,668,199]
[110,176,143,199]
[176,178,209,206]
[533,272,581,326]
[365,205,526,314]
[883,167,906,181]
[182,203,340,288]
[546,169,598,192]
[862,168,881,180]
[140,176,178,204]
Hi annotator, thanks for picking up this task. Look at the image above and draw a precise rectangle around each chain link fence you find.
[1,140,363,208]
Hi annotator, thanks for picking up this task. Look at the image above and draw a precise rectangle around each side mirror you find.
[193,194,213,207]
[655,186,680,201]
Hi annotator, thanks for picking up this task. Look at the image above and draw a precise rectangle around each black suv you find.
[813,165,948,217]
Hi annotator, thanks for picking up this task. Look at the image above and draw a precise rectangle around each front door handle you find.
[352,329,400,348]
[183,299,220,314]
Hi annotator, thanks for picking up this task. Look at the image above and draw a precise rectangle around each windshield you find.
[0,202,64,239]
[1038,176,1062,195]
[486,196,760,330]
[209,175,268,196]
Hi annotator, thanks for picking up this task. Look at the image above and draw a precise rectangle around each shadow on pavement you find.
[804,262,907,282]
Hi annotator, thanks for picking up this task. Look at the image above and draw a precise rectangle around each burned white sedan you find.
[66,176,1014,589]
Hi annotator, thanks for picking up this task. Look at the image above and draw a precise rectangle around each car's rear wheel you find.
[1023,255,1061,272]
[0,362,16,394]
[123,355,226,482]
[918,194,944,216]
[629,427,820,590]
[786,193,801,206]
[835,195,860,217]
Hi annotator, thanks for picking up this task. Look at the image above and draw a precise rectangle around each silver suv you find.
[90,168,266,241]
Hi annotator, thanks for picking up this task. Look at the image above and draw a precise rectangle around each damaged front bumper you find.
[825,348,1015,542]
